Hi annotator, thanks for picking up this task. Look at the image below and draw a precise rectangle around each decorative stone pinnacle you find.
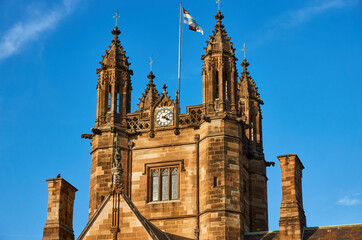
[147,71,155,84]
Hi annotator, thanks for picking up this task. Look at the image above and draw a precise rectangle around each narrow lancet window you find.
[116,93,119,113]
[152,170,159,201]
[161,169,169,201]
[108,91,111,112]
[171,169,178,200]
[215,71,219,99]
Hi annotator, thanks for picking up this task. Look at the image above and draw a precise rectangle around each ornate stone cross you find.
[216,0,222,10]
[149,55,154,71]
[241,42,247,59]
[113,10,120,27]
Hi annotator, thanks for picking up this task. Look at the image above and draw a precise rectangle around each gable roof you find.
[77,192,170,240]
[244,224,362,240]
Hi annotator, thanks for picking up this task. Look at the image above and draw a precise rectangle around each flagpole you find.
[178,1,182,104]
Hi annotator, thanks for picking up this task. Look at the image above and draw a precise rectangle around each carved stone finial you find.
[111,26,121,36]
[147,71,155,84]
[241,58,250,72]
[215,10,224,22]
[162,84,168,93]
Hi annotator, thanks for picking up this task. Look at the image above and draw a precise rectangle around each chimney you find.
[277,154,306,240]
[42,177,77,240]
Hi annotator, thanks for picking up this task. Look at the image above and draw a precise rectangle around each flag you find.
[183,8,203,35]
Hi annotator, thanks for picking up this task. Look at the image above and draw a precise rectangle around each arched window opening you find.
[116,92,119,113]
[171,169,178,200]
[161,169,169,201]
[152,171,159,201]
[149,166,180,202]
[108,88,111,112]
[215,71,219,99]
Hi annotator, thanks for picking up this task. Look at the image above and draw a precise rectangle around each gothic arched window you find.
[171,169,178,200]
[161,169,169,200]
[116,92,119,113]
[107,90,111,112]
[149,166,180,202]
[152,170,159,201]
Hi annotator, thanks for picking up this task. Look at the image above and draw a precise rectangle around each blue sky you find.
[0,0,361,239]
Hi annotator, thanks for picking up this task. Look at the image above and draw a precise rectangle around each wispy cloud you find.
[254,0,359,44]
[337,196,361,206]
[0,0,78,61]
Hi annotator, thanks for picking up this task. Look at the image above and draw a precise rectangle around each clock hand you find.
[162,115,170,121]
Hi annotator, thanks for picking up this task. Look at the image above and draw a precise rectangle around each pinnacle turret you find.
[239,59,262,104]
[94,26,132,127]
[138,71,160,111]
[201,11,238,114]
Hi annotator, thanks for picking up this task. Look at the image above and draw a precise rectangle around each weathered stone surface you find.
[42,177,77,240]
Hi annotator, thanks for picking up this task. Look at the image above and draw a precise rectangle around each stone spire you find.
[98,26,131,70]
[95,26,133,127]
[201,10,238,114]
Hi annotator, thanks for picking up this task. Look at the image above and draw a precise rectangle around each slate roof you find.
[77,192,170,240]
[244,224,362,240]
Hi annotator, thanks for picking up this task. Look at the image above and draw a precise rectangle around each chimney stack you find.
[42,177,77,240]
[277,154,306,240]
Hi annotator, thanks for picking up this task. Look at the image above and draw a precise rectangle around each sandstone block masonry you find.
[278,154,306,240]
[42,176,77,240]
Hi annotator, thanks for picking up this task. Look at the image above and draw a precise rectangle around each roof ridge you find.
[77,193,112,240]
[306,223,362,229]
[122,194,170,240]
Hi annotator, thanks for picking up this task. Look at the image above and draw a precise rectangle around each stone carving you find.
[137,71,160,110]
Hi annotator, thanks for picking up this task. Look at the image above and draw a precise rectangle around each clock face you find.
[155,107,174,127]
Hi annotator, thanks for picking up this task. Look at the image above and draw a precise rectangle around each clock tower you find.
[80,10,268,240]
